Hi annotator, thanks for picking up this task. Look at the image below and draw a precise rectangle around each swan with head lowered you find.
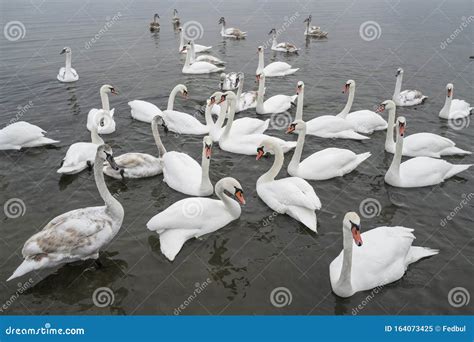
[87,84,118,134]
[150,14,160,31]
[256,73,297,114]
[385,116,471,188]
[147,177,245,261]
[293,81,369,140]
[189,40,225,65]
[57,47,78,82]
[218,17,247,39]
[256,46,298,77]
[178,27,211,53]
[286,120,371,180]
[378,100,471,157]
[256,139,321,232]
[392,68,427,106]
[330,212,438,298]
[182,43,224,74]
[439,83,473,120]
[336,79,387,134]
[269,28,299,53]
[0,121,59,150]
[8,144,124,281]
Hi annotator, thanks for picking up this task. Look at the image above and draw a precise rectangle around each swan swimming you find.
[87,84,118,134]
[57,47,79,83]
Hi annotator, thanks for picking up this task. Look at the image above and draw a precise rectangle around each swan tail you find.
[445,164,472,179]
[406,246,439,265]
[24,137,60,147]
[287,68,299,75]
[341,130,369,140]
[159,230,189,261]
[355,152,371,164]
[442,146,472,156]
[7,259,42,281]
[286,206,317,233]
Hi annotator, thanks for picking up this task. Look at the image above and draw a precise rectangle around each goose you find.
[213,72,260,115]
[303,15,328,38]
[0,121,59,150]
[172,9,180,24]
[149,14,160,32]
[294,81,369,140]
[182,43,224,74]
[146,177,245,261]
[392,68,427,106]
[103,116,165,179]
[336,79,388,134]
[256,139,321,232]
[218,17,247,39]
[256,46,298,77]
[256,73,297,114]
[7,144,124,281]
[178,27,211,53]
[439,83,473,120]
[189,40,224,65]
[87,84,117,134]
[329,212,438,298]
[269,28,299,52]
[218,91,296,155]
[379,100,471,157]
[287,120,371,180]
[385,116,471,188]
[57,47,78,83]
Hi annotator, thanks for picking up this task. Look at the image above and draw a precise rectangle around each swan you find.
[256,46,298,77]
[220,72,240,91]
[218,17,247,39]
[287,120,371,180]
[189,40,225,65]
[87,84,117,134]
[103,116,165,179]
[182,43,224,74]
[379,100,471,157]
[178,27,211,53]
[172,9,180,24]
[256,139,321,232]
[218,91,296,155]
[294,81,369,140]
[329,212,438,298]
[149,14,160,31]
[439,83,473,120]
[146,177,245,261]
[7,144,124,281]
[385,116,471,188]
[392,68,427,106]
[0,121,59,150]
[256,73,297,114]
[269,29,299,52]
[303,15,328,38]
[213,72,260,115]
[336,79,388,134]
[57,47,78,83]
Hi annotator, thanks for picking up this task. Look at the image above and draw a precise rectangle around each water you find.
[0,0,472,315]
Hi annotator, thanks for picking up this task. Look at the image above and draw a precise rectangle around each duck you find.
[182,43,224,74]
[87,84,118,134]
[286,120,371,180]
[172,9,180,24]
[329,212,438,298]
[256,139,321,232]
[384,116,471,188]
[218,17,247,39]
[57,47,78,83]
[149,14,160,32]
[7,144,124,281]
[392,68,427,106]
[439,83,473,120]
[178,27,211,53]
[336,79,387,134]
[293,81,369,140]
[303,15,328,38]
[0,121,59,150]
[256,46,298,77]
[256,72,297,114]
[146,177,245,261]
[189,40,225,65]
[379,100,471,157]
[269,28,299,52]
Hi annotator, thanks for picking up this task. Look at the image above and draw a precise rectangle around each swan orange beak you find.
[235,189,246,205]
[111,88,118,95]
[205,144,212,159]
[375,104,385,113]
[447,88,452,98]
[256,147,265,160]
[351,226,363,246]
[342,84,349,94]
[399,124,405,136]
[286,124,296,134]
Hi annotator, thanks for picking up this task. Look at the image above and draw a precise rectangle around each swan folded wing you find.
[0,122,46,147]
[400,157,453,184]
[263,178,320,211]
[163,151,202,186]
[450,99,471,113]
[63,143,97,166]
[301,148,355,172]
[226,28,245,36]
[240,91,258,109]
[164,111,207,134]
[399,90,424,102]
[128,100,162,116]
[405,133,454,154]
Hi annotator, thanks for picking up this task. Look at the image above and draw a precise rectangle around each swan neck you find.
[393,74,403,97]
[190,42,196,63]
[221,98,236,139]
[388,130,403,176]
[385,107,396,149]
[272,36,277,49]
[289,128,305,172]
[152,120,167,157]
[441,93,452,114]
[167,86,180,111]
[256,77,265,112]
[215,183,241,218]
[236,78,243,98]
[200,147,212,190]
[258,51,264,71]
[100,90,110,111]
[90,125,104,145]
[94,154,123,219]
[295,89,304,121]
[179,30,184,51]
[204,104,215,129]
[65,52,72,73]
[337,227,354,290]
[339,87,354,117]
[261,148,284,182]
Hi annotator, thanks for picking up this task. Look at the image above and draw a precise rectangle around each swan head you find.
[256,138,278,160]
[60,47,71,55]
[396,116,406,137]
[97,144,119,170]
[268,28,276,35]
[209,91,223,106]
[154,13,160,20]
[173,9,178,15]
[395,67,404,77]
[256,72,265,83]
[218,17,225,24]
[175,84,188,98]
[296,81,304,94]
[216,177,245,205]
[257,46,264,54]
[376,99,395,113]
[203,135,213,159]
[100,84,118,95]
[343,80,355,94]
[218,91,237,105]
[286,120,305,134]
[343,212,363,247]
[446,83,454,98]
[152,115,167,132]
[304,15,312,23]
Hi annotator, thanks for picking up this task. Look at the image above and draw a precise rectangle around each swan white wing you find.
[238,91,258,111]
[397,90,426,106]
[104,153,162,179]
[184,61,224,74]
[450,99,471,112]
[193,44,212,53]
[0,121,59,149]
[163,151,202,193]
[345,110,388,133]
[231,118,269,136]
[263,62,293,76]
[58,142,98,173]
[129,100,162,123]
[163,110,208,135]
[403,133,454,157]
[399,157,468,186]
[263,95,294,114]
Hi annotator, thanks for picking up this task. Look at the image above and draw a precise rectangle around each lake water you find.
[0,0,473,315]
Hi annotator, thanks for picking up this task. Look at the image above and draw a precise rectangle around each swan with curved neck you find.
[256,46,299,77]
[269,28,299,52]
[303,15,328,37]
[439,83,473,119]
[189,40,225,65]
[218,17,247,38]
[150,14,160,31]
[182,43,224,74]
[57,47,79,82]
[392,68,427,106]
[0,121,59,150]
[178,27,211,53]
[256,73,297,114]
[87,84,118,134]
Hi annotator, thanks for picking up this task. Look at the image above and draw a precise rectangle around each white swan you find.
[147,177,245,261]
[385,116,471,188]
[178,27,211,53]
[87,84,117,134]
[57,47,78,83]
[182,43,224,74]
[213,72,260,114]
[303,15,328,38]
[256,73,297,114]
[0,121,59,150]
[269,29,299,52]
[379,100,471,157]
[7,144,124,281]
[150,14,160,32]
[392,68,427,106]
[336,79,388,134]
[218,17,247,39]
[172,9,180,24]
[294,81,369,140]
[190,40,225,65]
[329,212,438,298]
[287,120,371,180]
[256,46,299,77]
[256,139,321,232]
[439,83,473,120]
[220,72,240,91]
[103,116,165,179]
[218,92,296,155]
